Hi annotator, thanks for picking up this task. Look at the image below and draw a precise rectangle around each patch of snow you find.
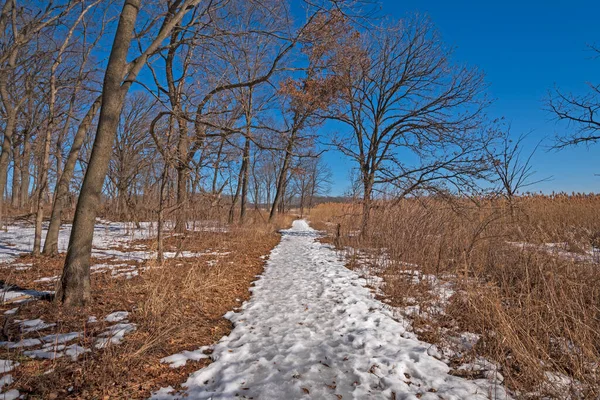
[63,344,90,361]
[510,241,597,263]
[26,342,89,361]
[33,276,59,283]
[95,323,136,348]
[152,387,176,398]
[0,389,19,400]
[24,347,63,360]
[105,311,129,323]
[0,361,17,374]
[17,318,55,333]
[0,375,12,387]
[0,338,42,349]
[0,286,51,304]
[161,346,211,368]
[151,220,510,400]
[40,332,81,344]
[3,308,17,315]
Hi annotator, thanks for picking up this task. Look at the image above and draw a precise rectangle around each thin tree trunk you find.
[239,138,250,223]
[228,156,245,224]
[34,0,94,255]
[269,132,296,222]
[11,140,20,208]
[33,86,56,255]
[19,130,31,208]
[0,107,17,222]
[43,99,101,255]
[175,165,187,232]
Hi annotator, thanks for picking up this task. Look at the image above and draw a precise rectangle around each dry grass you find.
[310,196,600,398]
[0,214,292,399]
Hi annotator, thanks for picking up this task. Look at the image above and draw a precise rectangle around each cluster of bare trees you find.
[0,0,357,305]
[3,0,587,306]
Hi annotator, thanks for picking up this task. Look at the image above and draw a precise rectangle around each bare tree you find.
[43,3,107,255]
[486,128,548,216]
[56,0,204,306]
[108,92,155,220]
[268,11,358,221]
[548,46,600,148]
[0,0,78,224]
[32,0,100,255]
[332,17,491,235]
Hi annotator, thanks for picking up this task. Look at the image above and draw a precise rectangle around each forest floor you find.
[0,217,283,399]
[151,220,509,400]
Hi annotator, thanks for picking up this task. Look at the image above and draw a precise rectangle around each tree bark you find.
[33,78,57,255]
[360,173,374,238]
[0,106,17,223]
[19,129,31,209]
[228,153,245,224]
[239,137,250,223]
[11,137,20,208]
[175,165,187,232]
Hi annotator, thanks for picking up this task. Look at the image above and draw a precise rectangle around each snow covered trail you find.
[153,220,506,400]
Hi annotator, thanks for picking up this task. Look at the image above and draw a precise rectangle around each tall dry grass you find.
[310,196,600,398]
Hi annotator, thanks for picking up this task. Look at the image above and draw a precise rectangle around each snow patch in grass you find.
[0,375,13,388]
[0,286,52,304]
[41,332,81,344]
[95,323,136,348]
[17,318,55,333]
[0,361,18,374]
[105,311,129,323]
[0,338,41,349]
[161,346,211,368]
[0,388,19,400]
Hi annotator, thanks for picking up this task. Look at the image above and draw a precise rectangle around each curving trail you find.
[152,220,506,400]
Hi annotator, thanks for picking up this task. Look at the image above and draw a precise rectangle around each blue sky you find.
[323,0,600,196]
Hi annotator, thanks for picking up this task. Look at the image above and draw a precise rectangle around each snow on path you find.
[152,220,507,400]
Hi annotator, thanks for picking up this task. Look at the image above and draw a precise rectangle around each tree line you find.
[0,0,596,306]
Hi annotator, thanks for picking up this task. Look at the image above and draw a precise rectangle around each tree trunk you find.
[228,155,245,224]
[175,165,187,232]
[239,138,250,223]
[19,130,31,209]
[33,79,57,255]
[11,141,20,208]
[0,107,17,222]
[360,174,374,238]
[269,131,296,222]
[55,0,140,306]
[43,96,101,256]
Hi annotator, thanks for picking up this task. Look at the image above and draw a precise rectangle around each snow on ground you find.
[152,220,509,400]
[0,220,231,303]
[0,220,225,265]
[509,241,599,263]
[0,286,52,304]
[161,346,212,368]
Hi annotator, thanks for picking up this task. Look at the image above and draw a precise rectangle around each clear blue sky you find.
[323,0,600,196]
